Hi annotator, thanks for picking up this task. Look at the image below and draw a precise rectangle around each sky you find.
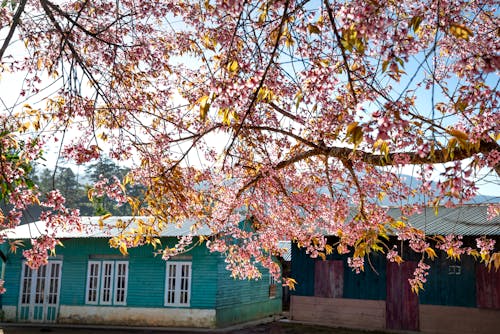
[0,2,498,199]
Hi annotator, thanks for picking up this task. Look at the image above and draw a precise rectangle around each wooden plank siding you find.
[386,261,419,331]
[476,264,500,309]
[420,304,500,334]
[2,236,282,327]
[2,237,220,310]
[314,260,343,298]
[290,296,386,330]
[419,253,476,307]
[215,262,282,327]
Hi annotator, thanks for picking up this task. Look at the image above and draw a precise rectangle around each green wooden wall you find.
[2,238,218,309]
[2,237,281,326]
[215,261,282,327]
[419,253,476,307]
[291,242,478,307]
[290,243,385,299]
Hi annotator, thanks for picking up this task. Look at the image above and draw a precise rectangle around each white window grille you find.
[85,260,128,305]
[165,261,191,306]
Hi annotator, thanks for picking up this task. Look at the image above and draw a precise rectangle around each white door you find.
[18,261,62,322]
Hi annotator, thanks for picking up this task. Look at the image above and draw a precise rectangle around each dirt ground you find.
[0,322,387,334]
[226,322,386,334]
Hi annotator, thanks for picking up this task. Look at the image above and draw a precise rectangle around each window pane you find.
[21,265,33,304]
[165,262,191,306]
[100,262,113,304]
[114,262,128,304]
[35,266,47,304]
[86,262,100,303]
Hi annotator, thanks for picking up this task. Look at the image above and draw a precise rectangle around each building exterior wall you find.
[419,304,500,334]
[290,297,500,334]
[291,242,500,333]
[1,237,281,327]
[58,306,216,327]
[215,261,282,327]
[290,296,385,330]
[1,238,218,326]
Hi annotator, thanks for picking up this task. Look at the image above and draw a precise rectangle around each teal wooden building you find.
[290,205,500,334]
[0,217,281,328]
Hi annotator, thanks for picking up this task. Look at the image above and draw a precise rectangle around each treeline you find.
[31,158,142,216]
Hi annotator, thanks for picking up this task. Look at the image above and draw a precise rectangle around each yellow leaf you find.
[101,213,112,221]
[449,23,474,41]
[119,243,128,255]
[346,122,359,135]
[37,58,43,70]
[227,60,239,73]
[307,24,321,34]
[394,255,404,264]
[425,247,437,260]
[198,95,210,121]
[410,16,423,33]
[448,128,468,141]
[325,244,333,255]
[318,252,326,260]
[371,243,383,252]
[492,252,500,271]
[284,277,297,290]
[346,123,363,147]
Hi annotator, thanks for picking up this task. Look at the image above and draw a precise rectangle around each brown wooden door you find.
[476,264,500,309]
[386,261,419,331]
[314,260,344,298]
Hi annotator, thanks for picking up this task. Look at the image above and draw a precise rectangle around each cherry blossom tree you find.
[0,0,499,291]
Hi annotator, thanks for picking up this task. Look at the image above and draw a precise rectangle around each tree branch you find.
[0,0,27,62]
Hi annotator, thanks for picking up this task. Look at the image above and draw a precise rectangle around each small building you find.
[0,217,281,328]
[290,205,500,334]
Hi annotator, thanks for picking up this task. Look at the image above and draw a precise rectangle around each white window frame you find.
[99,261,114,305]
[18,260,63,323]
[114,261,128,305]
[85,260,128,306]
[164,261,192,307]
[85,261,101,304]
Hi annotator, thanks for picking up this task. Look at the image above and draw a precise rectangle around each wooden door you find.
[314,260,344,298]
[386,261,419,331]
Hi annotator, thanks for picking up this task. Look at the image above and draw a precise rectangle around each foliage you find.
[0,0,499,291]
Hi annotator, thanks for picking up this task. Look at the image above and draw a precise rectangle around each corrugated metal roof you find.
[277,241,291,261]
[387,205,500,236]
[4,216,213,239]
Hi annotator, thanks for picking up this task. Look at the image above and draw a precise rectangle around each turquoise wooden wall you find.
[2,238,218,309]
[2,237,281,326]
[215,261,282,327]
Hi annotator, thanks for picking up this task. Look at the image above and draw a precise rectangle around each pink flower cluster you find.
[92,176,127,205]
[62,144,100,164]
[347,256,364,273]
[476,237,496,255]
[408,260,430,292]
[386,247,399,262]
[22,235,57,269]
